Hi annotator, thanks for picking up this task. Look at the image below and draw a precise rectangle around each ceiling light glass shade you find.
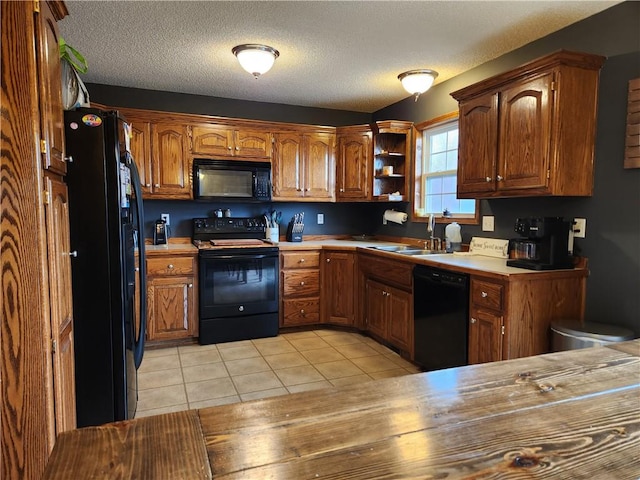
[232,44,279,78]
[398,69,439,101]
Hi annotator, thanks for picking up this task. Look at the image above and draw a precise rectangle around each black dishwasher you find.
[414,265,469,371]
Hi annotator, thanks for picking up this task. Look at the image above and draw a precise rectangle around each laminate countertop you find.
[43,340,640,479]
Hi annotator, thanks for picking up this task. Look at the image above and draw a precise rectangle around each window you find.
[413,113,478,224]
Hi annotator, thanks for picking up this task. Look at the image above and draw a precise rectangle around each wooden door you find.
[273,133,304,199]
[190,125,234,157]
[337,133,371,200]
[151,123,191,198]
[36,0,66,175]
[365,279,387,339]
[44,176,76,434]
[457,92,498,196]
[147,276,195,341]
[127,117,152,195]
[235,130,272,159]
[386,286,412,352]
[498,73,553,192]
[323,252,355,325]
[304,133,334,200]
[468,309,503,364]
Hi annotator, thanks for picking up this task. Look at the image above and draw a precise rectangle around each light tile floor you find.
[135,329,421,418]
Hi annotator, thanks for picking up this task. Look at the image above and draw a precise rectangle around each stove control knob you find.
[238,305,244,312]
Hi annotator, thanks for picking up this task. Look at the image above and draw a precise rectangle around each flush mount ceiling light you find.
[232,44,279,78]
[398,69,439,101]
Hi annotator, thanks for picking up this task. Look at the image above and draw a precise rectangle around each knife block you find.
[286,220,303,242]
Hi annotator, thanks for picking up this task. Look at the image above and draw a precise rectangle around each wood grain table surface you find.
[43,340,640,479]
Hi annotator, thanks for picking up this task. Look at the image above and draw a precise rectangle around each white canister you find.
[266,227,279,243]
[445,222,462,252]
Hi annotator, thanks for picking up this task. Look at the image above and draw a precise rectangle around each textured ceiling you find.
[59,1,618,113]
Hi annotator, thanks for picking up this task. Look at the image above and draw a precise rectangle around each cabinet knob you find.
[299,258,305,263]
[168,264,174,269]
[146,183,151,187]
[228,146,232,150]
[67,250,78,257]
[305,188,310,192]
[239,305,244,312]
[485,176,492,182]
[339,188,345,192]
[497,175,503,182]
[471,317,477,324]
[481,291,488,298]
[235,146,240,151]
[300,309,305,315]
[64,155,74,163]
[297,188,302,192]
[326,258,331,263]
[300,281,305,286]
[154,183,160,188]
[135,267,140,272]
[188,283,193,288]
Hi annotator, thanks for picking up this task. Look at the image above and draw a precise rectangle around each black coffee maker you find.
[506,217,573,270]
[153,219,168,245]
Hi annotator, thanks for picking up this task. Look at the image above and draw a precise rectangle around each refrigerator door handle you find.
[129,156,147,369]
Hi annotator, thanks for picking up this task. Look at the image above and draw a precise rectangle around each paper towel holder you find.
[383,209,408,225]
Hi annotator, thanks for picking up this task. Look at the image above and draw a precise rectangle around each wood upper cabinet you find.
[36,0,67,175]
[150,123,191,199]
[336,126,372,200]
[190,124,272,159]
[146,254,197,342]
[119,111,191,199]
[452,50,605,198]
[44,175,76,434]
[273,131,335,201]
[322,251,356,326]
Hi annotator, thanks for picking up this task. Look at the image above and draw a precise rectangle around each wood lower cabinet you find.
[452,50,605,198]
[273,132,335,201]
[322,251,356,326]
[468,270,587,364]
[146,254,197,342]
[280,250,321,326]
[359,253,413,356]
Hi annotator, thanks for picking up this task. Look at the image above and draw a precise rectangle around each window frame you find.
[412,111,479,225]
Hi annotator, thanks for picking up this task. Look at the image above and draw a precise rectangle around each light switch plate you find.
[317,213,324,225]
[482,216,495,231]
[573,218,586,238]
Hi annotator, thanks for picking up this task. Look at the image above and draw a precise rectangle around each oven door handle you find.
[207,254,274,261]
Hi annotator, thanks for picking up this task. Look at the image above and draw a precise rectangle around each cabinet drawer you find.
[471,278,504,311]
[282,270,320,297]
[282,299,320,325]
[282,251,320,269]
[147,256,194,276]
[360,254,413,289]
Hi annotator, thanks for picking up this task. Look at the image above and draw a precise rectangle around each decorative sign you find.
[468,237,509,258]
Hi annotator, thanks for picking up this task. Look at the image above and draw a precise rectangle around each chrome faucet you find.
[424,214,442,251]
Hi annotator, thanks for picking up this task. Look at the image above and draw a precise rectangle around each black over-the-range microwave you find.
[193,159,272,202]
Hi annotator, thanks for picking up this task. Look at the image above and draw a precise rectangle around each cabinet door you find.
[44,176,76,433]
[323,252,355,326]
[457,93,499,195]
[151,123,191,198]
[235,130,272,159]
[365,279,387,339]
[147,276,195,341]
[191,125,234,157]
[127,117,152,196]
[305,133,335,200]
[386,286,412,352]
[468,309,503,364]
[337,133,371,200]
[36,1,66,175]
[273,133,304,199]
[498,73,553,192]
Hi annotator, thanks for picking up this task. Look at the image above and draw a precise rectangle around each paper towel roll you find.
[383,210,408,225]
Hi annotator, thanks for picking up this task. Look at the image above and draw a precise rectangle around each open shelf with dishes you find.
[372,121,412,202]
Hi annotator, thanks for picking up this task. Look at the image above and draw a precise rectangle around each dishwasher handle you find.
[414,266,468,289]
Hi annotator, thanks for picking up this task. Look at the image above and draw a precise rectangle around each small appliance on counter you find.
[153,219,169,245]
[507,217,573,270]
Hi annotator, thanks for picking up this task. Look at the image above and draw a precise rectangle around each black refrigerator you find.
[64,108,147,427]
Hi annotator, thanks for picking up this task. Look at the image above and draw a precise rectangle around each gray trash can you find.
[551,319,635,351]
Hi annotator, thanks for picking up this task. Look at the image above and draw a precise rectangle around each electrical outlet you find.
[482,216,495,232]
[161,213,170,225]
[317,213,324,225]
[573,218,586,238]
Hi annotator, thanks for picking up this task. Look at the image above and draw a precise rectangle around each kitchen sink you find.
[397,249,445,255]
[368,245,414,252]
[368,246,446,255]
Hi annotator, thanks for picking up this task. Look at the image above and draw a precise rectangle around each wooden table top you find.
[43,340,640,479]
